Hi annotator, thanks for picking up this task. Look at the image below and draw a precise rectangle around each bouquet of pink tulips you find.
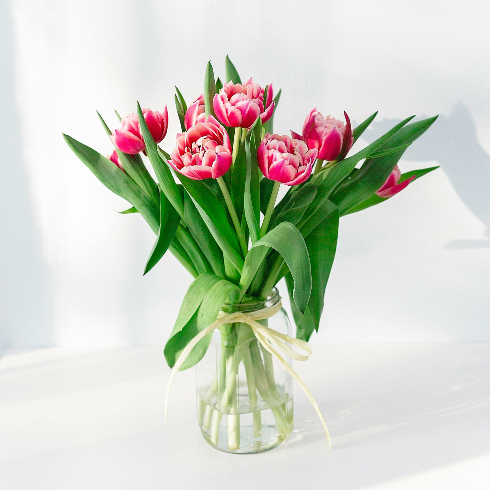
[64,56,437,453]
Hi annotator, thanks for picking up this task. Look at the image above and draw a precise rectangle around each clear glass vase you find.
[196,288,294,454]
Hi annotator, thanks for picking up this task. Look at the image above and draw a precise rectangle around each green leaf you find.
[367,143,411,159]
[175,86,187,114]
[184,278,240,368]
[118,206,138,214]
[285,208,339,341]
[316,115,416,196]
[183,192,225,277]
[136,102,184,218]
[97,110,159,204]
[244,138,261,244]
[164,273,222,368]
[301,116,417,234]
[270,183,317,229]
[343,166,439,216]
[96,110,112,136]
[175,225,213,275]
[285,273,313,341]
[263,89,281,135]
[117,151,160,204]
[378,116,438,153]
[225,55,241,84]
[144,189,181,275]
[175,86,187,132]
[352,111,378,142]
[239,222,311,313]
[297,197,338,240]
[170,239,199,278]
[215,78,223,92]
[175,94,186,132]
[63,134,159,233]
[260,178,275,215]
[176,172,244,272]
[251,116,263,149]
[332,117,438,213]
[204,61,217,118]
[164,275,240,370]
[303,208,339,330]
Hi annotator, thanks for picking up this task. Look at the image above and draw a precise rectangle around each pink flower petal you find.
[213,94,231,126]
[376,175,416,198]
[212,151,232,178]
[260,101,275,124]
[318,126,342,161]
[268,159,297,183]
[266,83,274,108]
[111,129,145,154]
[286,164,312,186]
[290,130,303,141]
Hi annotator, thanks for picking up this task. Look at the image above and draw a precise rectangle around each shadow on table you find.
[283,344,490,488]
[0,348,169,407]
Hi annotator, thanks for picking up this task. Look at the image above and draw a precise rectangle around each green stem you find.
[242,344,262,437]
[217,177,248,256]
[259,180,280,238]
[313,158,324,176]
[232,128,241,164]
[249,340,287,433]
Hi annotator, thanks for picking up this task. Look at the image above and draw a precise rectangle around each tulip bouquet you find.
[64,56,437,453]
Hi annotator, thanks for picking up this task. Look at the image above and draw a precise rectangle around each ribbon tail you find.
[252,328,332,449]
[165,316,231,419]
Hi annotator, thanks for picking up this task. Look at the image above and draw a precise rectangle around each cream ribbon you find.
[165,301,332,449]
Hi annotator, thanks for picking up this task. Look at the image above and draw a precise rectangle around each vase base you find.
[198,398,293,454]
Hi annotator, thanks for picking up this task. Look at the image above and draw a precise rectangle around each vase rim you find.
[221,288,280,313]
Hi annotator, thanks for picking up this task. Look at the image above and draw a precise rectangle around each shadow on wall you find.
[363,103,490,249]
[0,0,53,354]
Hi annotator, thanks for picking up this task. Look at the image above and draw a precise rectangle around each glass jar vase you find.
[196,288,294,454]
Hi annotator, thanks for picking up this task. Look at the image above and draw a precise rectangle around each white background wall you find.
[1,0,489,351]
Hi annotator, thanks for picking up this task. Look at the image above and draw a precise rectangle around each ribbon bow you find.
[165,301,331,449]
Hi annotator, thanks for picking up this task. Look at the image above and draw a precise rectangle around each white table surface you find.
[1,343,489,490]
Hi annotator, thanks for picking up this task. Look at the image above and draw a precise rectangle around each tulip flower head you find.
[376,165,416,198]
[213,79,274,128]
[258,133,317,186]
[111,107,168,155]
[293,110,353,162]
[184,95,206,130]
[168,115,232,180]
[108,150,124,171]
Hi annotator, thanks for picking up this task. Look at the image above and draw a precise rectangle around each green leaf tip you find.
[204,62,217,118]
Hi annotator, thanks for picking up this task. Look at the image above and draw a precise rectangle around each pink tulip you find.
[292,110,353,162]
[375,165,416,198]
[108,150,124,171]
[257,133,317,186]
[168,115,232,180]
[111,107,168,155]
[213,78,274,128]
[184,95,206,130]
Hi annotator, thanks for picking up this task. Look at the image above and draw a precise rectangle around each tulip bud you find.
[168,115,232,180]
[213,78,274,129]
[294,109,353,162]
[184,95,206,130]
[257,133,317,186]
[111,107,168,155]
[108,150,124,171]
[376,165,416,198]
